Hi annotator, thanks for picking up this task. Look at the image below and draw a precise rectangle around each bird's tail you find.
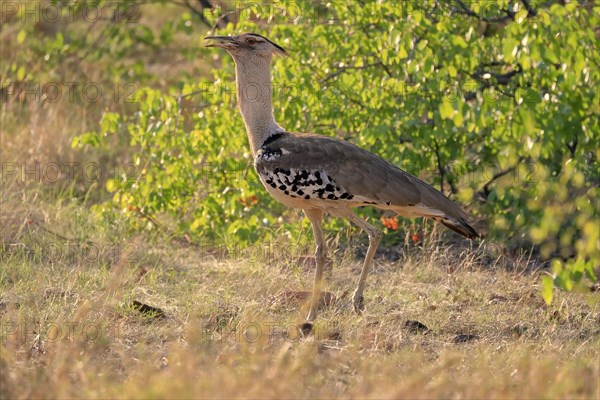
[434,217,480,239]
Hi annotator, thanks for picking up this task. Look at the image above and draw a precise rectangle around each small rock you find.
[298,322,313,337]
[159,356,169,369]
[453,334,479,343]
[130,300,166,319]
[327,331,342,341]
[404,320,430,334]
[488,294,508,304]
[509,323,529,337]
[366,319,382,328]
[549,310,561,321]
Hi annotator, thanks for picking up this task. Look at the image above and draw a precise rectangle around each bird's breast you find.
[255,164,361,209]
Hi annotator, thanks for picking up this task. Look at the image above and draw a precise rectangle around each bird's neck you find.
[233,55,283,155]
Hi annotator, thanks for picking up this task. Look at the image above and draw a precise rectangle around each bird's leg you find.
[342,211,382,314]
[303,208,326,325]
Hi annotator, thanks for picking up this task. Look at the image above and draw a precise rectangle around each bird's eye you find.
[246,38,257,45]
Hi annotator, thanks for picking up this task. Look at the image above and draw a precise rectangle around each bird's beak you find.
[203,36,237,49]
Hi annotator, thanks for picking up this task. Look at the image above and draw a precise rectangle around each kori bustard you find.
[205,33,479,331]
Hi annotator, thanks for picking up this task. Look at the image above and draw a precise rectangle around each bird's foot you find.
[352,291,364,314]
[298,322,313,337]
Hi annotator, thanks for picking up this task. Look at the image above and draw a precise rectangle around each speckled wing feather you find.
[255,132,478,238]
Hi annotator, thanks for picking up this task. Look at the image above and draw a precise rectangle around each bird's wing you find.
[255,132,478,238]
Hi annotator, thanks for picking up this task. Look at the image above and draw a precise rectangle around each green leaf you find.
[101,112,121,134]
[452,35,467,49]
[17,66,26,81]
[502,39,518,62]
[71,132,102,148]
[541,46,559,64]
[541,275,554,305]
[55,32,64,48]
[17,30,26,44]
[106,179,118,193]
[453,111,464,127]
[518,107,536,131]
[439,101,454,120]
[515,9,528,24]
[447,65,457,78]
[398,44,408,59]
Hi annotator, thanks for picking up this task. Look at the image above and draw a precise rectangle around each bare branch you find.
[454,0,514,23]
[477,157,526,201]
[432,137,445,194]
[521,0,538,17]
[180,0,212,28]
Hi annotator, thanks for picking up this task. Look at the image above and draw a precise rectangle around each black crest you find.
[246,33,288,54]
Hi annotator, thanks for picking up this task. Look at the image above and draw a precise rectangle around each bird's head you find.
[203,33,288,60]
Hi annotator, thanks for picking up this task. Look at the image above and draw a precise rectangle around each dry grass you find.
[1,192,599,399]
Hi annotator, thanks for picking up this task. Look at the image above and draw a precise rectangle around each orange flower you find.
[381,216,399,230]
[238,195,259,207]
